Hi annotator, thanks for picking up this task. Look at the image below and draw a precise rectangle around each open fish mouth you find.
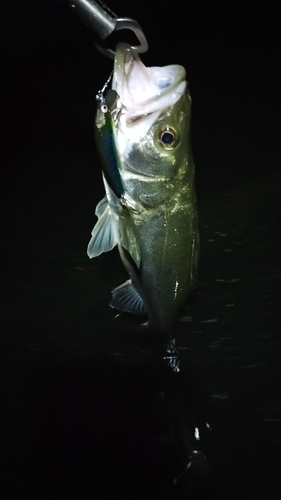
[112,43,187,123]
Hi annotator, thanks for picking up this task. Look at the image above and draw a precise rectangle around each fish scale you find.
[88,43,199,334]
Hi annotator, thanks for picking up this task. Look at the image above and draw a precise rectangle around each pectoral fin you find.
[110,280,146,316]
[87,202,118,258]
[95,196,108,218]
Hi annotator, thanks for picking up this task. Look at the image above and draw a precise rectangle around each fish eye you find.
[156,126,178,149]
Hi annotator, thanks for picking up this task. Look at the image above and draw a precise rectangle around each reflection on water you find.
[159,337,210,497]
[0,326,212,499]
[1,247,281,500]
[163,338,181,373]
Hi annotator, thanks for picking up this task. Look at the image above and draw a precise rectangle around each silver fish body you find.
[88,43,199,333]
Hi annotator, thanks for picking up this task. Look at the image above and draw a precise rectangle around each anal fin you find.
[110,280,146,316]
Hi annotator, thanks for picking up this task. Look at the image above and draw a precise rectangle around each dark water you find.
[1,1,281,498]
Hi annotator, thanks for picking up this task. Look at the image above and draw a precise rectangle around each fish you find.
[87,42,199,333]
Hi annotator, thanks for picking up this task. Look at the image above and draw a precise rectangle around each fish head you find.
[111,43,193,208]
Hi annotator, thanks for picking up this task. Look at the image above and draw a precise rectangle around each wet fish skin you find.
[116,90,199,333]
[88,43,199,334]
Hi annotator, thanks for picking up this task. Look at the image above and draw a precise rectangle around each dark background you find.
[1,1,280,498]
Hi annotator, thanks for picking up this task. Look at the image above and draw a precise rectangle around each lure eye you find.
[157,126,178,149]
[101,103,108,113]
